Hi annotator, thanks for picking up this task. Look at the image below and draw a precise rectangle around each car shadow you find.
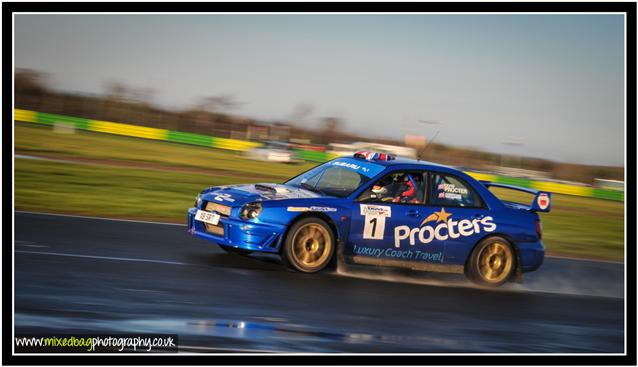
[185,251,289,272]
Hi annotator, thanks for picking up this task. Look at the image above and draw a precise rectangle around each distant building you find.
[594,178,624,191]
[352,142,417,159]
[481,165,551,181]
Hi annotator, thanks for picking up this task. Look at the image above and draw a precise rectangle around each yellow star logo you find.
[436,208,452,223]
[420,208,453,226]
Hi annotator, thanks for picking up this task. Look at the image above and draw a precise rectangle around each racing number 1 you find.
[361,204,390,240]
[363,214,385,240]
[369,217,377,237]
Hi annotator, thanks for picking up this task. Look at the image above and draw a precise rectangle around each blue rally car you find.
[187,151,551,286]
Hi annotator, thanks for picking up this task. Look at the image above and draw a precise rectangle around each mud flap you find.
[512,246,524,283]
[335,238,345,269]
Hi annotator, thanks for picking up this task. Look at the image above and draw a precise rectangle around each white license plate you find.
[195,210,221,225]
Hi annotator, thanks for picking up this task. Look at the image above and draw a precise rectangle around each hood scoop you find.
[202,183,321,206]
[255,184,290,195]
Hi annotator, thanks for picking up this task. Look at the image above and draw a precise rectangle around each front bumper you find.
[518,240,545,273]
[187,207,285,253]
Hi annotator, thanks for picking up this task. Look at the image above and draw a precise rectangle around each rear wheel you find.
[467,236,515,287]
[282,217,335,273]
[218,244,253,256]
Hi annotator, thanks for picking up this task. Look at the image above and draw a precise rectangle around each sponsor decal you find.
[287,206,337,212]
[287,207,308,212]
[437,183,468,195]
[537,192,550,210]
[438,192,462,200]
[360,204,391,217]
[328,158,385,178]
[394,208,496,248]
[214,193,235,202]
[331,161,368,173]
[360,205,392,240]
[353,245,444,262]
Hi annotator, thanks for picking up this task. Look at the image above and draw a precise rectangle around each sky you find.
[14,14,625,166]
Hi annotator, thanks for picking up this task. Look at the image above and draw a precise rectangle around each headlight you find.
[195,194,202,208]
[240,202,262,220]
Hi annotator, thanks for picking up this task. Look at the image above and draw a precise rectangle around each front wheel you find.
[281,217,335,273]
[466,236,515,287]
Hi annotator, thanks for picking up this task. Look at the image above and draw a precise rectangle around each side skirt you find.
[346,256,464,274]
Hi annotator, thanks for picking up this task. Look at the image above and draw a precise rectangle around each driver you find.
[371,178,394,201]
[392,173,422,204]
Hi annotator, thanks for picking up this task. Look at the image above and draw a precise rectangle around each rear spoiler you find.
[479,181,552,213]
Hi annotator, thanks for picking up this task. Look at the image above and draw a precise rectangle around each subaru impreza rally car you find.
[187,151,551,286]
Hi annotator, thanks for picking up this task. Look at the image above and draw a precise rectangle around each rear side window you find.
[429,173,484,208]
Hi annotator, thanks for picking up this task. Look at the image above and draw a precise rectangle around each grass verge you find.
[15,123,315,179]
[15,158,263,222]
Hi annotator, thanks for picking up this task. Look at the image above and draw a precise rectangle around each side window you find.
[357,171,426,205]
[429,173,483,208]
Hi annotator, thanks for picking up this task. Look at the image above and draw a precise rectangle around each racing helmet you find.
[372,184,388,196]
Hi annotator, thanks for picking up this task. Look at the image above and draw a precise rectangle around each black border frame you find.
[3,2,636,365]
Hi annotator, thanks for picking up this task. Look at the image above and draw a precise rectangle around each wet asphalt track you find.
[14,212,625,353]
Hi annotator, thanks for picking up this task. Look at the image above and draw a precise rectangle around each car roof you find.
[350,156,456,171]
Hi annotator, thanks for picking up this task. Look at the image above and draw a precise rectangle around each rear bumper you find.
[518,240,545,272]
[187,207,285,253]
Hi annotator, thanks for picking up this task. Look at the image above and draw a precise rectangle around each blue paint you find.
[187,155,547,281]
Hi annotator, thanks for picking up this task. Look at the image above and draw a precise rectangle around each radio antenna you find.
[425,130,440,148]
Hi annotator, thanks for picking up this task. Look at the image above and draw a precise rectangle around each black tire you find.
[218,244,253,256]
[466,236,515,287]
[281,217,335,273]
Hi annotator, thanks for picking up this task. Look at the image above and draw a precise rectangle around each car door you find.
[424,171,493,265]
[347,170,446,263]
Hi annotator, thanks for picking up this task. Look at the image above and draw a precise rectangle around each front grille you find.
[204,202,232,217]
[204,222,225,236]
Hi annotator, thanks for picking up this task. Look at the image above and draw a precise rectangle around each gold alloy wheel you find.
[477,241,513,283]
[291,223,332,269]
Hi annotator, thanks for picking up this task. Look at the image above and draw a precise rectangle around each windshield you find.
[285,158,385,198]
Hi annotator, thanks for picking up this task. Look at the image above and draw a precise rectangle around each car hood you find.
[201,183,323,206]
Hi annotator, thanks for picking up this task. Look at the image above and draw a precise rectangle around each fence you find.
[15,109,260,151]
[14,109,623,202]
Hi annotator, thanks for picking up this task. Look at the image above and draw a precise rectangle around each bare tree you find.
[102,80,131,120]
[287,103,315,125]
[15,69,50,109]
[199,94,241,113]
[319,117,341,145]
[104,80,129,101]
[15,69,49,95]
[130,87,155,106]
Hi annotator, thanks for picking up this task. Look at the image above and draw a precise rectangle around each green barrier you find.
[75,118,91,130]
[494,176,532,188]
[167,131,214,147]
[37,112,90,130]
[34,112,57,125]
[293,149,330,162]
[591,188,624,201]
